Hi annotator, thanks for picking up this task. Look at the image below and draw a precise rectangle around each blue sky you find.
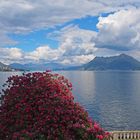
[0,0,140,65]
[8,15,99,51]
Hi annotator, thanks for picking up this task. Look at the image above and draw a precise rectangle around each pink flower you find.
[94,122,100,131]
[0,71,109,140]
[97,135,104,140]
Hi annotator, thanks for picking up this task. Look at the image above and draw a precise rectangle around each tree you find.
[0,71,109,140]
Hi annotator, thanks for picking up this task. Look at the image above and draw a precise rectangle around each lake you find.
[0,71,140,131]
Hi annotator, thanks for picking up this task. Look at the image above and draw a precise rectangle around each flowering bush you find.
[0,71,109,140]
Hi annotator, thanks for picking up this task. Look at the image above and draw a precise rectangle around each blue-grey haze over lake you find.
[0,71,140,131]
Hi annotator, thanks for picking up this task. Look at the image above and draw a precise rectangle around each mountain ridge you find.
[10,62,68,71]
[1,54,140,71]
[0,62,12,71]
[82,54,140,70]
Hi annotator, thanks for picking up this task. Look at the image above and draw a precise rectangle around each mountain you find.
[8,54,140,71]
[0,62,12,71]
[82,54,140,70]
[10,63,67,71]
[10,63,27,71]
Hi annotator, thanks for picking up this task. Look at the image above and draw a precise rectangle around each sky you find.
[0,0,140,65]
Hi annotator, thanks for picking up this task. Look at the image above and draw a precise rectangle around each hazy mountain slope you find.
[0,62,12,71]
[83,54,140,70]
[10,63,66,71]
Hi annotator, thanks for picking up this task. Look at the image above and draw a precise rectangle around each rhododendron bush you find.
[0,71,109,140]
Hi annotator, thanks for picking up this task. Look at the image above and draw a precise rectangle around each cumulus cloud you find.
[0,45,60,64]
[0,47,23,64]
[58,25,97,55]
[60,55,95,65]
[56,25,97,64]
[95,8,140,51]
[25,25,97,65]
[0,0,140,46]
[0,25,97,65]
[1,0,140,64]
[25,45,61,61]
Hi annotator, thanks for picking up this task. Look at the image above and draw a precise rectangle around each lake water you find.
[0,71,140,131]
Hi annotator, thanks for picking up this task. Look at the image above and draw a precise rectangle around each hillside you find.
[82,54,140,70]
[10,63,66,71]
[0,62,12,71]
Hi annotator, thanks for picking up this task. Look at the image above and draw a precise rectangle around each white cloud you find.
[1,1,140,64]
[57,25,97,64]
[0,0,140,46]
[0,47,23,64]
[25,45,61,61]
[0,25,97,65]
[25,25,97,65]
[60,55,95,65]
[96,8,140,51]
[58,25,97,56]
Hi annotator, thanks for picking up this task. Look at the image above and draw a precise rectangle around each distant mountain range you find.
[9,63,67,71]
[82,54,140,70]
[0,62,12,71]
[1,54,140,71]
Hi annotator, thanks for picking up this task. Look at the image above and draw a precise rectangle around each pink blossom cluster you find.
[0,71,109,140]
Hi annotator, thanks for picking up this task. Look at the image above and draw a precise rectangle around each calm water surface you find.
[0,71,140,131]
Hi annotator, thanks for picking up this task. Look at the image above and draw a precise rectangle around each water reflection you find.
[0,71,140,131]
[61,71,140,131]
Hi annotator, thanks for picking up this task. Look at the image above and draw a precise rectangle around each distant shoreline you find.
[1,69,140,72]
